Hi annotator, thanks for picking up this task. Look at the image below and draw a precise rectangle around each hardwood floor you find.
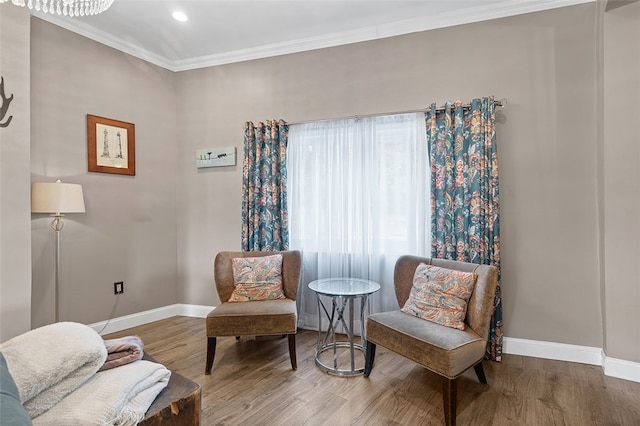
[105,316,640,425]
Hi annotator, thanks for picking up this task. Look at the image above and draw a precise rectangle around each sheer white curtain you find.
[287,113,430,331]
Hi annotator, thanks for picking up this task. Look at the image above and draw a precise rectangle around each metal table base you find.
[309,278,381,377]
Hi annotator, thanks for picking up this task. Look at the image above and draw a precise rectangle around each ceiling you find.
[31,0,592,72]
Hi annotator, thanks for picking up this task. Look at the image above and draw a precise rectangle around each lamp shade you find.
[31,180,86,214]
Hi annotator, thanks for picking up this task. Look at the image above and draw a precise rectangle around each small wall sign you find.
[196,147,236,168]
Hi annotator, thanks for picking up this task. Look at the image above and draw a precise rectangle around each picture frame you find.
[87,114,135,176]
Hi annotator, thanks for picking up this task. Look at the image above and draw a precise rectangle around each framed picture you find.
[196,147,236,168]
[87,114,135,175]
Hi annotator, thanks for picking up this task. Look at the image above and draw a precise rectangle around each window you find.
[287,112,430,325]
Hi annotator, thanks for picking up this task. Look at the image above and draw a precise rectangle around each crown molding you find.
[33,0,594,72]
[31,11,175,70]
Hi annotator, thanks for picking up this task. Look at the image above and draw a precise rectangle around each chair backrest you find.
[214,251,302,303]
[394,255,498,340]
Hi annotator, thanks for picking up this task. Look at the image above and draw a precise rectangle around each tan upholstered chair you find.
[364,255,498,426]
[205,250,302,374]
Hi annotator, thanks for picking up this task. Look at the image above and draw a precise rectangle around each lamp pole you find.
[51,214,64,322]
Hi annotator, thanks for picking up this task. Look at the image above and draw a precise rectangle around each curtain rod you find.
[286,98,505,126]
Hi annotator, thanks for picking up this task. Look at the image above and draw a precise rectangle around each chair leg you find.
[442,377,457,426]
[474,362,488,384]
[287,334,297,370]
[363,340,376,378]
[205,337,217,375]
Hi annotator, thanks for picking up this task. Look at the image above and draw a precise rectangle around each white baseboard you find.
[603,356,640,383]
[504,336,640,383]
[88,303,213,335]
[89,305,640,384]
[503,337,603,365]
[178,304,214,318]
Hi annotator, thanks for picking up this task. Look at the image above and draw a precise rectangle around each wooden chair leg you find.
[364,340,376,377]
[474,362,488,384]
[205,337,217,375]
[443,377,457,426]
[288,334,297,370]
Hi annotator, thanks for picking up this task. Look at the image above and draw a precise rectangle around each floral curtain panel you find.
[241,120,289,251]
[426,97,503,361]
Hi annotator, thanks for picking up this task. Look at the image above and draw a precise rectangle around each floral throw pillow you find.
[400,263,477,330]
[228,254,286,302]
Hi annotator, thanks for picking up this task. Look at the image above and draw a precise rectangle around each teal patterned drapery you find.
[241,120,290,251]
[426,97,502,361]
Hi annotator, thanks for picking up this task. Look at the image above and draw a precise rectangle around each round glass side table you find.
[308,278,381,376]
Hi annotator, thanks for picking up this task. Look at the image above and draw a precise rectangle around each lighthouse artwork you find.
[97,123,128,168]
[87,114,136,175]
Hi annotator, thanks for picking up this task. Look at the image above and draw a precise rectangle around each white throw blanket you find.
[32,360,171,426]
[0,322,107,418]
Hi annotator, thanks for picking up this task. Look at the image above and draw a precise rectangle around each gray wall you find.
[3,2,634,364]
[30,20,179,327]
[603,2,640,361]
[0,4,32,341]
[177,4,605,349]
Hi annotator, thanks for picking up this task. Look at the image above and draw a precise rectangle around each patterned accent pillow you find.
[400,263,477,330]
[228,254,286,302]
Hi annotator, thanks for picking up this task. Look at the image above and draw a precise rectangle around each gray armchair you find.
[205,250,302,374]
[364,255,498,426]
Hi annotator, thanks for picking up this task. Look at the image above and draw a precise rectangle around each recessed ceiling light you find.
[172,11,188,22]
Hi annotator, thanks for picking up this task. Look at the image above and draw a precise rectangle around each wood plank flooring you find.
[105,316,640,425]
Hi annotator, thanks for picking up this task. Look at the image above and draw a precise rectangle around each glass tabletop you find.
[308,278,381,297]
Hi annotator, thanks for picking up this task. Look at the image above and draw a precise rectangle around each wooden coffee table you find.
[140,354,201,425]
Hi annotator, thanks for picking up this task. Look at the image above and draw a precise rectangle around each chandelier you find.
[0,0,114,16]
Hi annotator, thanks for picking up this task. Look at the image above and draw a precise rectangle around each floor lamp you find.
[31,179,86,322]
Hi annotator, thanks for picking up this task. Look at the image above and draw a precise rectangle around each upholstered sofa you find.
[1,352,32,424]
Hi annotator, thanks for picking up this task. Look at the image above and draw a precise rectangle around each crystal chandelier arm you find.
[1,0,114,16]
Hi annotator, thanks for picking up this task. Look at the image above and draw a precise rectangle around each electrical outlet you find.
[114,281,124,295]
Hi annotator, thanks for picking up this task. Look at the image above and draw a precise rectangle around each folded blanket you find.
[32,360,171,426]
[0,322,107,418]
[98,336,144,372]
